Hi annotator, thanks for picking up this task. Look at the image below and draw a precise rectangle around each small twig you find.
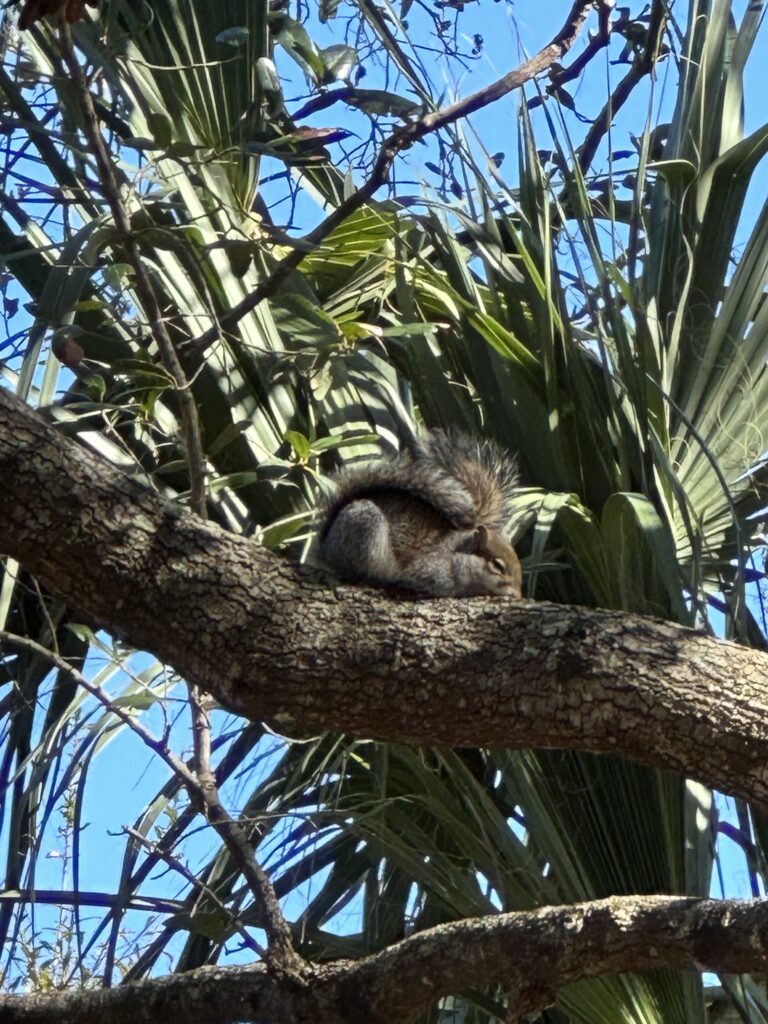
[30,577,60,655]
[577,0,668,173]
[123,826,265,958]
[57,20,208,518]
[0,631,301,972]
[187,0,597,359]
[186,681,299,965]
[527,0,617,112]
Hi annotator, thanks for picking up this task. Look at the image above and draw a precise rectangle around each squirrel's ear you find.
[475,524,489,548]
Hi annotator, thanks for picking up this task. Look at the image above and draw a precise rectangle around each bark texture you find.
[2,389,768,810]
[1,895,767,1023]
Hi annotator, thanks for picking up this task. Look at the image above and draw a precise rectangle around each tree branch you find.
[2,389,768,812]
[185,674,298,966]
[527,0,617,112]
[0,628,298,970]
[186,0,597,358]
[122,826,264,958]
[57,20,208,518]
[577,0,668,174]
[1,895,767,1023]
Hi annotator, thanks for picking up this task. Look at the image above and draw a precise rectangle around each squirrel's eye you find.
[492,558,507,573]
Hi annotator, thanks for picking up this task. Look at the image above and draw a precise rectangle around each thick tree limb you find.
[2,389,768,810]
[1,895,767,1023]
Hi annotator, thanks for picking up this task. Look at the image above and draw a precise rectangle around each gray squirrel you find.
[317,430,523,597]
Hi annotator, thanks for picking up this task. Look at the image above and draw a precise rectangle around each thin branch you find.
[0,631,299,971]
[186,682,299,968]
[527,0,617,111]
[56,21,208,518]
[187,0,597,359]
[123,826,265,958]
[577,0,669,173]
[0,889,183,915]
[0,65,99,215]
[95,731,268,983]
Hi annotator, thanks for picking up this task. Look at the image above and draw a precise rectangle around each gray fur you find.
[317,431,522,598]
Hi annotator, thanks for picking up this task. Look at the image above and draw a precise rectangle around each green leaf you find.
[208,471,263,493]
[169,911,230,939]
[272,15,325,81]
[320,44,358,82]
[342,88,420,119]
[123,136,164,152]
[285,430,311,462]
[65,623,97,644]
[601,493,690,621]
[256,57,285,116]
[147,112,173,148]
[103,263,134,288]
[309,431,379,453]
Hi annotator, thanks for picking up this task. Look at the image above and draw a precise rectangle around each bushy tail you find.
[320,429,518,535]
[413,429,518,529]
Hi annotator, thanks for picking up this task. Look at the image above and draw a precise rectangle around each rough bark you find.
[2,389,768,810]
[1,895,767,1023]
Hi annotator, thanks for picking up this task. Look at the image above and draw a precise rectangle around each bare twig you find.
[185,680,297,964]
[187,0,597,358]
[577,0,669,173]
[123,826,265,958]
[0,631,301,972]
[527,0,617,111]
[57,21,208,518]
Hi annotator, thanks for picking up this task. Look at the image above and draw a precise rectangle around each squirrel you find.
[317,430,523,597]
